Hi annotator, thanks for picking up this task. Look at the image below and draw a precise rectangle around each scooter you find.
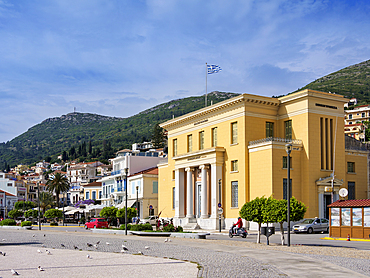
[229,225,248,238]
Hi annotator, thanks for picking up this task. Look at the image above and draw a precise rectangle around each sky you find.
[1,0,370,143]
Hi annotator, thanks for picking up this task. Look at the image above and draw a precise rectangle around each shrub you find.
[163,224,175,232]
[119,224,132,230]
[44,209,63,219]
[50,222,58,226]
[0,219,17,226]
[21,221,32,227]
[129,223,153,231]
[176,226,183,232]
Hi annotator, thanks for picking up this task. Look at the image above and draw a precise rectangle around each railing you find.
[249,137,302,146]
[111,169,123,176]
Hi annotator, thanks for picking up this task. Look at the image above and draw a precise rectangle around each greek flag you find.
[207,64,222,74]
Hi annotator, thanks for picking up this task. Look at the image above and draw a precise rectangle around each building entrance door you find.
[196,182,201,217]
[324,194,332,219]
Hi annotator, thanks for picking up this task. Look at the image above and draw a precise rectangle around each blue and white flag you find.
[207,64,222,74]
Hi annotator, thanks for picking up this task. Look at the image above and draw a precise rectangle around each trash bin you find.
[261,227,275,237]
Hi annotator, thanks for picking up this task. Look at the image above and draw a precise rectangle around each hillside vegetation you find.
[297,59,370,104]
[0,92,238,167]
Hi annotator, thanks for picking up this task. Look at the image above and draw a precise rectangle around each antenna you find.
[74,107,76,113]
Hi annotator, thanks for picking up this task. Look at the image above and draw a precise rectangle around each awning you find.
[84,204,106,212]
[58,206,76,212]
[65,209,84,215]
[118,199,136,209]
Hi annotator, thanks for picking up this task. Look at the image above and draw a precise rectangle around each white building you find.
[98,149,161,208]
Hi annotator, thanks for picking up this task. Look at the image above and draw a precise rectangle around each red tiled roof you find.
[328,199,370,207]
[83,182,102,187]
[0,189,16,197]
[130,167,158,177]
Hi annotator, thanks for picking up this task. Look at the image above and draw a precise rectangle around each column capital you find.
[199,164,209,170]
[185,167,194,172]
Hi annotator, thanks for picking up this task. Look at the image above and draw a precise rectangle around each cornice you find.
[160,94,279,130]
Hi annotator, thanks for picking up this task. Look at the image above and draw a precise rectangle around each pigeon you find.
[168,239,172,242]
[73,245,78,250]
[120,249,126,253]
[93,244,98,249]
[61,244,66,248]
[41,244,46,248]
[2,252,5,256]
[2,239,5,241]
[43,234,46,237]
[37,249,42,253]
[106,242,110,245]
[86,254,91,259]
[122,245,128,251]
[96,241,100,244]
[138,251,143,255]
[46,250,51,255]
[164,238,168,242]
[0,251,2,255]
[38,266,44,271]
[144,246,150,250]
[11,269,19,275]
[32,234,35,237]
[87,243,93,247]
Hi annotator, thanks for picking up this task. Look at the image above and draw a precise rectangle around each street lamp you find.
[136,185,139,221]
[37,181,41,231]
[218,178,222,233]
[124,157,129,236]
[285,143,292,247]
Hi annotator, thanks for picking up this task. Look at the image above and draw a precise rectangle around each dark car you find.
[84,218,109,229]
[293,218,329,234]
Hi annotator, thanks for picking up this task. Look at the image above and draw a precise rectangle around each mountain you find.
[297,59,370,104]
[0,92,239,167]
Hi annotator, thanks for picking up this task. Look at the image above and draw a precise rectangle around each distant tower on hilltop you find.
[74,107,76,113]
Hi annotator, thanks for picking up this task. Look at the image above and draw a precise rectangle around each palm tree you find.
[46,172,70,207]
[39,192,55,214]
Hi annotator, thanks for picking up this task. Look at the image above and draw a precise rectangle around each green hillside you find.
[297,59,370,104]
[0,92,238,167]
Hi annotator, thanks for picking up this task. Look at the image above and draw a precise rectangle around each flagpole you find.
[205,62,207,107]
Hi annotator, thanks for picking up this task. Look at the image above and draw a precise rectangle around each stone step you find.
[182,223,200,230]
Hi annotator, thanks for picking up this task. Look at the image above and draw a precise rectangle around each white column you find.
[318,193,324,219]
[185,167,194,218]
[211,163,223,218]
[200,165,208,218]
[175,168,185,218]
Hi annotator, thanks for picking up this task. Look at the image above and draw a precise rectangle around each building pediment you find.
[316,176,344,187]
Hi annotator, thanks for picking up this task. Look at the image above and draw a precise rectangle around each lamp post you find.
[285,144,292,247]
[136,185,139,221]
[37,181,41,231]
[124,167,128,235]
[218,178,222,233]
[62,192,65,226]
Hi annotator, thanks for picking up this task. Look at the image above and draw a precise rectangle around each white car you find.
[293,218,329,234]
[139,216,158,225]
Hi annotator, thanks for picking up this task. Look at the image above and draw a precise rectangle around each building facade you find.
[158,89,369,230]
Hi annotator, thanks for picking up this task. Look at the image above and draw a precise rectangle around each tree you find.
[39,192,55,214]
[62,150,68,161]
[44,208,63,221]
[151,123,166,148]
[8,209,23,219]
[14,201,37,211]
[100,207,118,226]
[46,172,70,207]
[262,197,307,245]
[24,209,39,219]
[239,196,269,243]
[117,207,137,223]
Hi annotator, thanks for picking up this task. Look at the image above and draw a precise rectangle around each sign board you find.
[0,193,4,198]
[217,208,223,215]
[149,205,153,209]
[218,203,221,208]
[339,188,348,198]
[325,186,333,192]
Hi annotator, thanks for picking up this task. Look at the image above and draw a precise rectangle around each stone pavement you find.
[0,228,369,277]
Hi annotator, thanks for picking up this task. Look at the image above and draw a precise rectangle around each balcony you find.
[249,137,302,146]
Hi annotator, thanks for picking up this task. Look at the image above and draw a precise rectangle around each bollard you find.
[347,234,350,241]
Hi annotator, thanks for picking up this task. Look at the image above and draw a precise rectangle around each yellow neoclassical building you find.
[158,89,369,230]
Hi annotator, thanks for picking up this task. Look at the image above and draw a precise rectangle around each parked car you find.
[139,216,158,225]
[84,218,109,229]
[293,218,329,234]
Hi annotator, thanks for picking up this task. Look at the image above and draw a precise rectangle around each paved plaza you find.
[0,228,369,277]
